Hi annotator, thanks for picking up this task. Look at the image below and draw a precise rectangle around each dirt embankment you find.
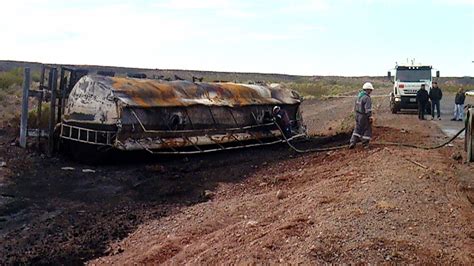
[0,90,473,264]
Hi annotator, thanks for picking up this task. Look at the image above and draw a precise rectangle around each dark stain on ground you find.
[0,126,351,264]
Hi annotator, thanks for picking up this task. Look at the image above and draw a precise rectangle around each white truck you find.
[388,63,440,114]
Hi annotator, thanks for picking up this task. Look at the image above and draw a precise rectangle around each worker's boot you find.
[362,141,370,149]
[348,142,356,149]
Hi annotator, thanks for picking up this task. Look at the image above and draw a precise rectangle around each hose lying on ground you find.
[274,121,466,153]
[373,127,465,150]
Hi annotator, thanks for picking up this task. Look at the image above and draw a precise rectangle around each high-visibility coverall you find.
[350,91,373,145]
[275,109,291,137]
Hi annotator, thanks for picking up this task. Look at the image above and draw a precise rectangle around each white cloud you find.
[434,0,474,5]
[250,33,299,41]
[0,0,470,76]
[279,0,330,13]
[362,0,474,5]
[290,24,327,33]
[153,0,247,10]
[0,1,204,67]
[153,0,258,18]
[0,0,331,73]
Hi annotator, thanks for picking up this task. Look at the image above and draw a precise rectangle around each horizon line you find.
[0,59,472,78]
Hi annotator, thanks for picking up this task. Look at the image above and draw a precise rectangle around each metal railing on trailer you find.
[60,124,116,146]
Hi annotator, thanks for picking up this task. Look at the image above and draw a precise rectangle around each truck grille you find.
[403,89,418,94]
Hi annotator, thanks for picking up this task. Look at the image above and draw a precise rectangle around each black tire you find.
[390,100,398,114]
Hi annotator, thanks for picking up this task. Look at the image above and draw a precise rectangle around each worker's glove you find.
[369,116,374,124]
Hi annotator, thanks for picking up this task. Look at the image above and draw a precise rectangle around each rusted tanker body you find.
[59,75,305,153]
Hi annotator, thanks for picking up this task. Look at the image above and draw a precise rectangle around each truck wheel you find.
[467,112,474,162]
[390,101,398,114]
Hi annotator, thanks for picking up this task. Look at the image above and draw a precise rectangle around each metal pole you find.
[20,68,30,148]
[48,68,58,156]
[37,67,47,147]
[37,89,43,147]
[57,68,65,123]
[39,66,45,89]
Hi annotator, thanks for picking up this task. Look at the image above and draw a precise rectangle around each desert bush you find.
[287,80,359,99]
[32,71,41,83]
[0,68,23,90]
[0,84,21,106]
[338,112,355,133]
[0,90,6,102]
[0,68,40,90]
[28,102,51,128]
[286,78,392,99]
[440,84,474,94]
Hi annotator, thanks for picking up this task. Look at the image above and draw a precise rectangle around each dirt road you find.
[430,94,474,138]
[1,89,473,264]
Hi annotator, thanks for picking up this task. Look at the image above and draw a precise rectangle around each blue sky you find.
[1,0,473,76]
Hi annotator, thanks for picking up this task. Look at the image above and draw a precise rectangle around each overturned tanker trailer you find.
[59,75,306,154]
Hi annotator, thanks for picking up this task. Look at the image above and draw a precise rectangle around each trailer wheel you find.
[467,112,474,162]
[391,106,398,114]
[390,100,398,114]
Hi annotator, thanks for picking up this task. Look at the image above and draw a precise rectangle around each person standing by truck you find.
[429,82,443,120]
[451,88,466,121]
[349,82,374,149]
[273,106,292,137]
[416,84,429,120]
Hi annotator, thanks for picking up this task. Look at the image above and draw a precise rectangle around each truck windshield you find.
[396,69,432,82]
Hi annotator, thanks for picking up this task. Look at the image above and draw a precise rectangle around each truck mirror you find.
[436,71,440,78]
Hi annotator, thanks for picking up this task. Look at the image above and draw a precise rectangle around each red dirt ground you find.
[1,90,473,264]
[92,93,473,264]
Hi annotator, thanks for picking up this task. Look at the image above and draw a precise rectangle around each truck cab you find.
[388,64,439,114]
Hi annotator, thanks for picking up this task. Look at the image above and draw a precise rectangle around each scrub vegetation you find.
[0,61,472,122]
[0,68,40,123]
[286,78,391,99]
[438,77,474,94]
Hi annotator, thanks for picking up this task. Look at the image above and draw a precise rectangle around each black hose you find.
[373,127,465,150]
[275,121,349,153]
[275,121,466,153]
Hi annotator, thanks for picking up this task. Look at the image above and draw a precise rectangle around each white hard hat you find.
[273,106,281,113]
[362,82,374,90]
